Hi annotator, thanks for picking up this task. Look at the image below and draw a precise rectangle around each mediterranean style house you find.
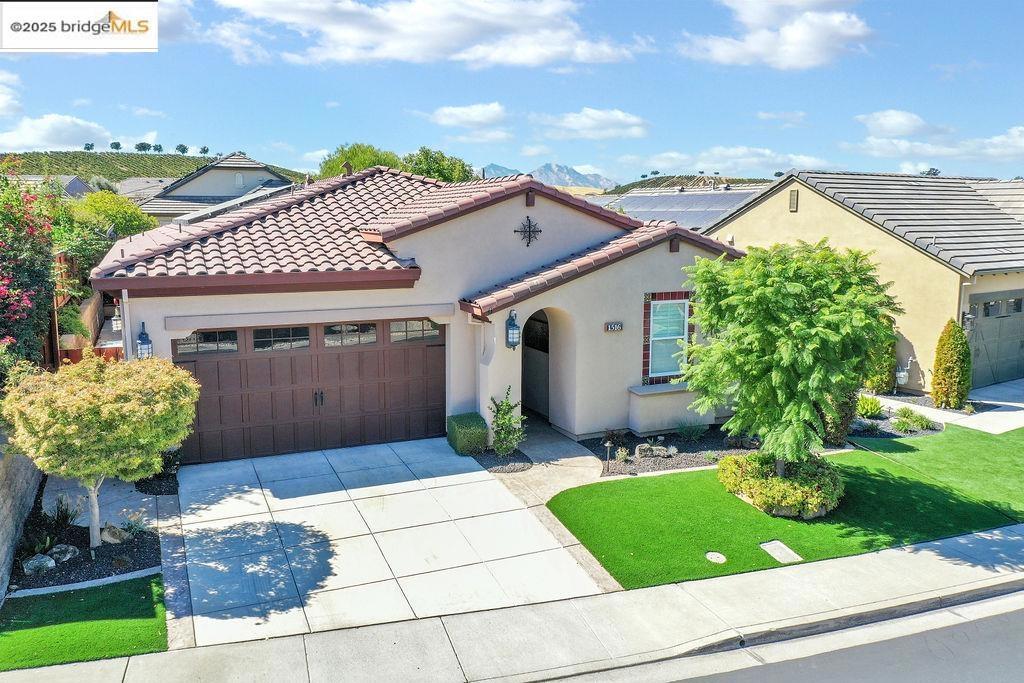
[705,171,1024,392]
[137,152,293,224]
[92,167,739,463]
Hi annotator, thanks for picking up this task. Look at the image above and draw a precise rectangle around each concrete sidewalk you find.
[6,522,1023,683]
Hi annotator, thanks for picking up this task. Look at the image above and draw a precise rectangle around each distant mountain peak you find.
[480,163,521,178]
[528,162,615,190]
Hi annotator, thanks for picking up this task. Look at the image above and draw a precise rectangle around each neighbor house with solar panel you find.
[705,171,1024,392]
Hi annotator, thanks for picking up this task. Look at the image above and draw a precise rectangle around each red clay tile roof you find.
[359,174,642,242]
[93,167,643,294]
[459,221,743,319]
[92,167,436,283]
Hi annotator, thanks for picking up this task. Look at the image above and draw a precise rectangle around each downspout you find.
[120,289,132,360]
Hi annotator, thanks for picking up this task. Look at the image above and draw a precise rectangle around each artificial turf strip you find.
[547,449,1016,589]
[851,425,1024,519]
[0,574,167,672]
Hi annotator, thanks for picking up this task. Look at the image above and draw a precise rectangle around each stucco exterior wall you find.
[165,168,281,197]
[122,195,630,421]
[714,179,964,392]
[475,240,719,439]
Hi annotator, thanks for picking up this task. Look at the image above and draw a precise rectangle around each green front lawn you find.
[851,425,1024,518]
[0,575,167,672]
[548,434,1022,589]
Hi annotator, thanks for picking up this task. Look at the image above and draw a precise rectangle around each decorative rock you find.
[49,543,80,563]
[101,523,131,544]
[22,553,55,575]
[725,434,761,449]
[634,444,671,459]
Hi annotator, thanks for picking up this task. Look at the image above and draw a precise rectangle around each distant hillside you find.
[481,163,521,178]
[607,174,771,195]
[529,163,616,190]
[0,151,304,183]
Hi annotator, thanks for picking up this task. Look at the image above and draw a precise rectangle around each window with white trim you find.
[648,301,688,376]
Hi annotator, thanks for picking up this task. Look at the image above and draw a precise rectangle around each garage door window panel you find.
[325,322,377,347]
[389,319,441,343]
[254,326,310,351]
[175,330,238,355]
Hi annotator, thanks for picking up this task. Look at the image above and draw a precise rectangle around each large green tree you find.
[2,350,200,547]
[402,146,475,182]
[74,190,157,238]
[684,241,901,476]
[319,143,403,177]
[319,143,476,182]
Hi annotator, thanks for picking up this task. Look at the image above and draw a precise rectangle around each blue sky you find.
[3,0,1023,182]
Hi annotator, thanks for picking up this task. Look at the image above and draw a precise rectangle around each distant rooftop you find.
[586,184,770,230]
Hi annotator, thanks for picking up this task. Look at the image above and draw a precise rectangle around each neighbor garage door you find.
[969,292,1024,388]
[174,319,446,463]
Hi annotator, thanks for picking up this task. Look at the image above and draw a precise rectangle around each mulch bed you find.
[882,391,998,416]
[472,449,533,473]
[849,414,944,439]
[581,426,758,477]
[134,452,181,495]
[11,525,161,591]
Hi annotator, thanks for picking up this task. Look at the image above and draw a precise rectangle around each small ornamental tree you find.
[684,241,902,479]
[863,322,897,394]
[489,386,526,456]
[932,319,971,409]
[2,349,200,547]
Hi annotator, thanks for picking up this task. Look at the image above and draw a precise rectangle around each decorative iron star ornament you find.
[515,216,542,247]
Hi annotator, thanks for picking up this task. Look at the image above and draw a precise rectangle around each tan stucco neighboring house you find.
[91,166,740,464]
[136,152,292,224]
[705,171,1024,393]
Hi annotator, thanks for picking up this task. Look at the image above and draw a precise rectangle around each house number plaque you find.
[604,322,624,332]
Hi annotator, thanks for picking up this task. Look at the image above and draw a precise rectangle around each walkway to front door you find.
[173,438,604,646]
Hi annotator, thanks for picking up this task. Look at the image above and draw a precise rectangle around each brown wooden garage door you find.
[174,319,445,464]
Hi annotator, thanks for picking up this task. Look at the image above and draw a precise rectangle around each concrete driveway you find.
[175,438,602,646]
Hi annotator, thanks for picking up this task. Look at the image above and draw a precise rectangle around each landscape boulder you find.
[22,553,55,575]
[49,543,80,563]
[100,523,132,544]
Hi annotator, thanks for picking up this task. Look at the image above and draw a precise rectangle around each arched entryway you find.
[521,310,550,417]
[520,307,574,431]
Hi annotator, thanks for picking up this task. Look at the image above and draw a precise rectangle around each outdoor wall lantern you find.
[111,301,122,332]
[136,322,153,359]
[961,311,976,334]
[505,309,521,349]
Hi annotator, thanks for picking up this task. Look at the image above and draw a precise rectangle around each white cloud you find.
[211,0,641,68]
[429,102,506,128]
[854,109,933,137]
[160,0,200,42]
[898,161,933,174]
[520,144,550,157]
[757,110,806,127]
[269,141,295,152]
[852,125,1024,161]
[574,164,604,175]
[301,148,329,162]
[679,0,870,70]
[0,70,20,117]
[207,21,272,64]
[622,145,829,176]
[537,107,647,140]
[120,104,167,118]
[71,98,91,108]
[0,113,156,152]
[451,129,513,143]
[325,101,340,109]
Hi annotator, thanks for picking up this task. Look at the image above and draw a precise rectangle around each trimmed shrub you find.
[856,395,884,419]
[931,319,971,409]
[864,332,897,394]
[891,406,935,433]
[676,421,709,443]
[489,386,526,457]
[446,412,488,455]
[717,453,845,519]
